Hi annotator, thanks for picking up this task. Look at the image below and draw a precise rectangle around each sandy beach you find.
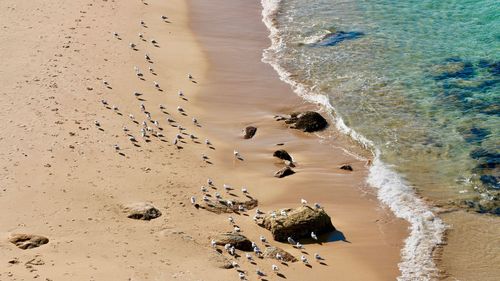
[0,0,409,280]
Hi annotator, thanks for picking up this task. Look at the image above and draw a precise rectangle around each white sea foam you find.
[261,0,446,280]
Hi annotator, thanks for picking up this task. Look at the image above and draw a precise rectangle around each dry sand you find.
[0,0,407,280]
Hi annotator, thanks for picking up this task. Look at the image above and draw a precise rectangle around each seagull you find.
[238,205,245,212]
[224,244,231,251]
[301,198,308,205]
[189,134,196,140]
[252,215,259,222]
[200,186,207,192]
[301,255,309,264]
[161,15,168,20]
[233,150,240,158]
[234,226,240,232]
[215,192,221,199]
[129,114,135,120]
[114,144,120,151]
[149,66,154,73]
[295,242,304,249]
[228,246,235,256]
[287,237,296,245]
[311,232,318,240]
[272,264,279,272]
[205,139,211,146]
[128,136,136,142]
[101,99,108,105]
[113,32,118,37]
[145,54,151,61]
[123,126,129,132]
[207,179,213,186]
[190,196,196,205]
[192,118,198,125]
[178,90,184,97]
[94,120,100,127]
[275,253,283,261]
[231,261,239,268]
[202,195,209,201]
[151,39,157,44]
[256,270,265,277]
[270,211,277,218]
[228,216,234,224]
[251,242,257,248]
[259,235,266,243]
[245,253,252,261]
[314,253,324,261]
[159,104,165,110]
[176,134,182,139]
[314,202,322,209]
[238,272,245,280]
[129,43,136,49]
[112,105,118,111]
[241,188,248,194]
[138,33,143,39]
[142,121,147,127]
[255,209,264,215]
[153,120,159,127]
[227,200,233,208]
[280,210,287,217]
[177,106,184,112]
[210,239,217,248]
[188,73,193,80]
[140,20,145,26]
[134,91,141,97]
[103,80,109,86]
[223,184,231,192]
[140,103,145,111]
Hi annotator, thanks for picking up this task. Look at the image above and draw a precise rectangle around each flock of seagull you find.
[93,3,327,280]
[191,179,327,280]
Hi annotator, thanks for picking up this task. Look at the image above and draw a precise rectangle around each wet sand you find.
[0,0,407,280]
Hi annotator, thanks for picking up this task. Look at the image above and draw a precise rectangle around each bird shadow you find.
[181,97,189,101]
[106,86,113,90]
[305,264,312,268]
[157,89,163,92]
[277,273,286,279]
[236,156,244,161]
[193,141,201,144]
[116,112,122,116]
[133,121,139,124]
[181,112,188,116]
[209,146,216,150]
[133,143,141,147]
[205,161,213,165]
[319,262,328,266]
[118,152,126,157]
[280,262,288,266]
[98,128,104,131]
[151,72,158,76]
[153,44,160,48]
[191,80,198,84]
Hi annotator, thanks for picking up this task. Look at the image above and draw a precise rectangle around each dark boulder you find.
[284,111,328,132]
[212,232,253,251]
[257,206,335,242]
[273,150,292,162]
[339,164,353,171]
[243,126,257,139]
[274,166,295,178]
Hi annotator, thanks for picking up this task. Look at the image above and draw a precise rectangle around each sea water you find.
[261,0,499,279]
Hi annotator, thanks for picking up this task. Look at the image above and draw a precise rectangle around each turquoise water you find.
[265,0,499,213]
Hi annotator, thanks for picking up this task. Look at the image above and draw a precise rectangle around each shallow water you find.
[264,0,499,212]
[261,0,499,279]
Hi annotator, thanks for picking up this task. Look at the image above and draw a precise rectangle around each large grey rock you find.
[263,246,297,262]
[284,111,328,132]
[257,206,335,242]
[9,234,49,250]
[122,202,162,220]
[212,232,253,251]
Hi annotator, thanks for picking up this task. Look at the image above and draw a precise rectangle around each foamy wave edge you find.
[260,0,446,280]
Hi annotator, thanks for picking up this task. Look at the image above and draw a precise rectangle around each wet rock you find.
[243,126,257,139]
[339,164,353,171]
[274,166,295,178]
[9,234,49,250]
[480,175,499,190]
[257,206,335,242]
[122,202,162,220]
[273,150,292,162]
[283,111,328,132]
[263,246,297,262]
[212,232,253,251]
[202,198,258,214]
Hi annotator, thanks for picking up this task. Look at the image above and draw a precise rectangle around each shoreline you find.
[0,0,413,280]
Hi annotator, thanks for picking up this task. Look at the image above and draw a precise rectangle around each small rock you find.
[209,251,234,269]
[212,232,253,251]
[122,202,162,220]
[9,234,49,250]
[257,206,335,242]
[263,246,297,262]
[243,126,257,139]
[274,166,295,178]
[202,198,258,214]
[273,150,293,162]
[339,164,353,171]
